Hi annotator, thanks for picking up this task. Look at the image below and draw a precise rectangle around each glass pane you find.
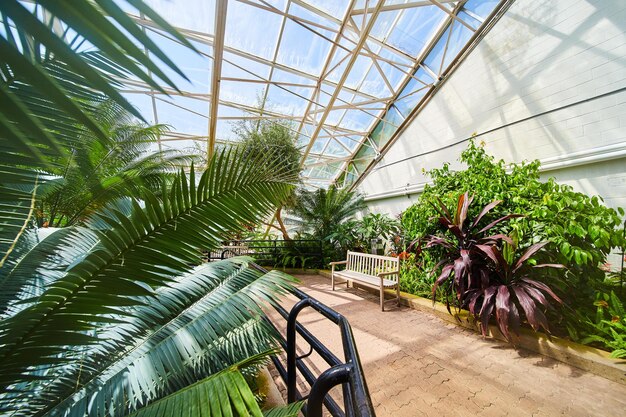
[463,0,499,19]
[385,6,446,57]
[155,96,208,136]
[146,0,215,34]
[276,3,335,76]
[224,1,282,60]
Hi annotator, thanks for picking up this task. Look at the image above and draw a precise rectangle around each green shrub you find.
[401,140,625,339]
[579,291,626,358]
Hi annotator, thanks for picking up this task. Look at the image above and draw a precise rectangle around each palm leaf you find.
[0,181,38,270]
[18,261,295,417]
[0,148,295,391]
[263,402,304,417]
[124,362,266,417]
[1,0,197,266]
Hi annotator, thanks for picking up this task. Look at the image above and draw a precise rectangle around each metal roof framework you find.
[120,0,505,189]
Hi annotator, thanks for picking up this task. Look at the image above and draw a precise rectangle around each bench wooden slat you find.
[331,251,400,311]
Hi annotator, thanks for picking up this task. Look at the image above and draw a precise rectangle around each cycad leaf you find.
[0,148,295,392]
[263,402,304,417]
[126,367,264,417]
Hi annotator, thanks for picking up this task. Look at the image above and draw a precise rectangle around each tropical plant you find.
[0,0,196,268]
[579,291,626,359]
[38,100,197,227]
[234,118,302,241]
[0,149,301,416]
[401,140,626,339]
[1,2,306,415]
[357,213,401,253]
[291,185,365,241]
[425,193,520,309]
[398,250,436,297]
[327,220,363,255]
[424,193,565,341]
[470,242,564,341]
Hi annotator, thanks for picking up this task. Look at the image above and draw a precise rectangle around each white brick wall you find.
[358,0,626,219]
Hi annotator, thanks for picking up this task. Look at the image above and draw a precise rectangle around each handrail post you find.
[307,365,351,417]
[287,298,312,403]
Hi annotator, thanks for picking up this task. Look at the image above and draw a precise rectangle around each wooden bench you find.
[330,251,400,311]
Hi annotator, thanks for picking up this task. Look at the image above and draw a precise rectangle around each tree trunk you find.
[275,206,292,241]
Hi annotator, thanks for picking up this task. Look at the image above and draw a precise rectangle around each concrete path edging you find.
[318,270,626,386]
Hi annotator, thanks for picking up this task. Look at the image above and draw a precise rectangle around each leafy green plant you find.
[0,0,196,269]
[401,140,625,338]
[327,220,363,254]
[358,213,401,253]
[425,193,564,341]
[38,100,197,227]
[234,118,302,241]
[0,147,300,416]
[580,291,626,359]
[291,185,365,241]
[358,213,401,242]
[399,251,436,297]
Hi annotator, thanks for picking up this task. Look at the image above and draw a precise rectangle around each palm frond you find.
[263,402,304,417]
[124,360,267,417]
[0,148,295,392]
[0,227,87,316]
[15,261,295,417]
[1,0,196,265]
[38,100,199,226]
[0,181,38,269]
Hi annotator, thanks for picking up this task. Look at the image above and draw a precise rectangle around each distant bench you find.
[330,251,400,311]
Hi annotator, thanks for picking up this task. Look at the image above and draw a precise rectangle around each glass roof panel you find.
[222,51,272,80]
[464,0,500,18]
[224,1,282,60]
[219,79,265,107]
[385,6,447,57]
[146,0,215,34]
[276,3,335,76]
[143,31,212,94]
[154,96,208,135]
[305,0,351,19]
[264,84,311,116]
[121,0,506,189]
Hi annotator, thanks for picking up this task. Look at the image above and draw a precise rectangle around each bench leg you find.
[332,272,335,291]
[380,283,384,312]
[396,284,400,307]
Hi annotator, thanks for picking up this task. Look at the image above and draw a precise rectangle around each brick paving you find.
[267,274,626,417]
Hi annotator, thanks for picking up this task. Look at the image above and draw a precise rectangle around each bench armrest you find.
[329,260,348,266]
[378,270,398,277]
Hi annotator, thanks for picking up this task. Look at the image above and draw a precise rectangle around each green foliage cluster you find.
[235,118,302,241]
[400,140,626,347]
[580,291,626,358]
[327,213,401,257]
[291,185,366,242]
[235,119,301,178]
[38,100,197,227]
[0,1,304,415]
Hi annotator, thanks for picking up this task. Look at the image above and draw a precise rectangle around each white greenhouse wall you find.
[357,0,626,221]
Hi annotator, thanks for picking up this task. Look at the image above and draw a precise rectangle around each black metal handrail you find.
[208,239,324,268]
[252,263,375,417]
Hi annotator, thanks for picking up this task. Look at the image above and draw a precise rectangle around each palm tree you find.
[1,2,303,415]
[291,185,366,241]
[0,149,301,416]
[39,100,197,227]
[0,0,195,267]
[235,118,302,241]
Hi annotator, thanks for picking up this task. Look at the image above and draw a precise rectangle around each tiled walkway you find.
[268,274,626,417]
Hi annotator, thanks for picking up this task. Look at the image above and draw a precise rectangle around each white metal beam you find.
[208,0,228,158]
[299,1,385,165]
